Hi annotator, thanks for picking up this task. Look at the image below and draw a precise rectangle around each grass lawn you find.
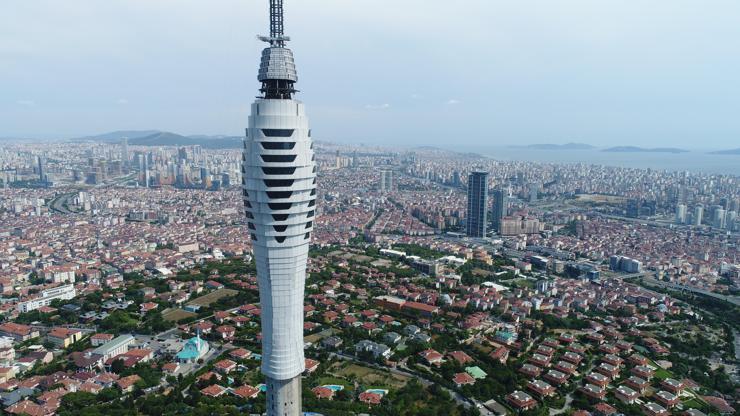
[314,376,353,389]
[333,363,410,389]
[510,279,534,289]
[187,288,239,307]
[648,359,673,380]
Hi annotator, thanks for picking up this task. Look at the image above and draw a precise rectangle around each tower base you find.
[266,376,302,416]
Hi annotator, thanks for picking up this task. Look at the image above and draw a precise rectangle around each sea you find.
[454,146,740,176]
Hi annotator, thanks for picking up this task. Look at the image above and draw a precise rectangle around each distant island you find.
[710,148,740,155]
[602,146,688,154]
[72,130,243,149]
[510,143,595,151]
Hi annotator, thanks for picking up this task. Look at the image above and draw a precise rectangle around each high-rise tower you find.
[37,156,46,183]
[379,168,393,193]
[242,1,316,415]
[467,171,488,238]
[492,188,506,233]
[121,138,130,173]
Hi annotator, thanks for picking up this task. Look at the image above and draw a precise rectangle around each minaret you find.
[242,1,316,415]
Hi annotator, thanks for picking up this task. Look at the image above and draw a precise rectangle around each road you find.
[642,277,740,306]
[49,192,76,215]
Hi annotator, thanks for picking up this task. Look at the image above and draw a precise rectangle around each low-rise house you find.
[46,328,82,348]
[465,366,487,380]
[585,372,609,388]
[543,369,568,385]
[528,353,551,368]
[448,350,473,365]
[0,323,38,342]
[116,375,141,393]
[453,372,476,387]
[232,385,260,400]
[312,386,334,400]
[490,346,509,364]
[358,391,382,405]
[321,336,343,350]
[419,349,443,366]
[625,376,649,393]
[561,351,583,365]
[214,359,237,374]
[642,402,669,416]
[201,384,227,398]
[527,379,555,397]
[90,333,114,347]
[660,378,685,394]
[579,383,606,400]
[615,385,639,404]
[554,360,577,375]
[655,391,679,408]
[595,363,620,379]
[631,365,655,380]
[229,348,252,361]
[355,340,391,359]
[519,363,542,378]
[506,390,536,411]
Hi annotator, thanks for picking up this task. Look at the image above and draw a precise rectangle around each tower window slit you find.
[261,154,297,163]
[267,191,292,199]
[264,179,294,187]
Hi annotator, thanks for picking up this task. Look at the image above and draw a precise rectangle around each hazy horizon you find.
[2,0,740,149]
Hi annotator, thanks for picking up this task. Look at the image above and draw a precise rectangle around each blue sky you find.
[2,0,740,149]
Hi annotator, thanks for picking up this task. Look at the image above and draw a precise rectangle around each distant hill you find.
[710,148,740,155]
[602,146,688,154]
[511,143,595,151]
[130,132,242,149]
[73,130,161,143]
[73,130,243,149]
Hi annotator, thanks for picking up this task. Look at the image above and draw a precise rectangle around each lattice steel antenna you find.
[260,0,290,47]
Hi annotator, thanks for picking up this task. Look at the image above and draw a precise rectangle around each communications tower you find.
[242,1,316,414]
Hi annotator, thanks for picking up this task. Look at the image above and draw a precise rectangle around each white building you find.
[17,284,76,313]
[91,334,135,361]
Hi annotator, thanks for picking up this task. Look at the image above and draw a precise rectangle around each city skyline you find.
[0,1,738,415]
[3,1,740,148]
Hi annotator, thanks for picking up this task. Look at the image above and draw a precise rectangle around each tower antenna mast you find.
[260,0,290,47]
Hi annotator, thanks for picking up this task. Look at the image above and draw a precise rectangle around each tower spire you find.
[259,0,290,47]
[270,0,285,45]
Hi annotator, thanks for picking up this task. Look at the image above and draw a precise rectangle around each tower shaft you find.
[243,2,315,415]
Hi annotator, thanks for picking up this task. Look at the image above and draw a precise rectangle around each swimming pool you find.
[321,385,344,392]
[365,389,388,396]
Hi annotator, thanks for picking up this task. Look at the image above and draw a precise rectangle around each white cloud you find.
[364,103,390,110]
[16,99,35,106]
[447,99,461,105]
[117,98,129,105]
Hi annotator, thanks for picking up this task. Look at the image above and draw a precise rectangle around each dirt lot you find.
[575,194,627,204]
[162,308,197,322]
[187,288,239,307]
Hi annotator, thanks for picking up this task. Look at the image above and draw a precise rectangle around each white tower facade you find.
[242,1,316,415]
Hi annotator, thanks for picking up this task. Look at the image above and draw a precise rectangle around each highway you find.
[611,272,740,306]
[641,277,740,306]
